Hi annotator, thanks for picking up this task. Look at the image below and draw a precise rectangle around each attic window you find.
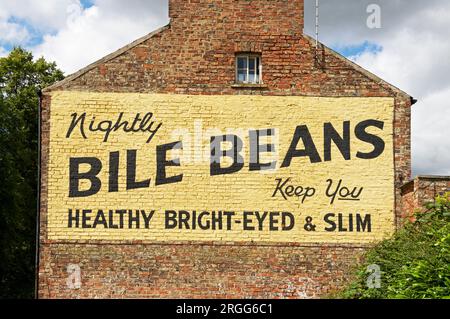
[236,54,262,84]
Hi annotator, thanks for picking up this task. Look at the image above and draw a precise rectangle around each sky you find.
[0,0,449,177]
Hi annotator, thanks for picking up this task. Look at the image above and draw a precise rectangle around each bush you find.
[335,194,450,299]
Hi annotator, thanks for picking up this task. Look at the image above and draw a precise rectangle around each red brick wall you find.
[400,180,416,221]
[169,0,304,34]
[401,177,450,218]
[39,243,365,298]
[38,0,412,298]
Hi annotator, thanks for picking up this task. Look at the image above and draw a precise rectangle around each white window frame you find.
[235,54,263,84]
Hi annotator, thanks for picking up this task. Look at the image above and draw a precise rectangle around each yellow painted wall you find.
[47,91,395,244]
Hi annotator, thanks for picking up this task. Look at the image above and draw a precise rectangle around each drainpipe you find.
[35,89,42,299]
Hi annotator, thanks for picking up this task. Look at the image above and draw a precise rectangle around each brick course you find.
[400,176,450,219]
[38,0,413,298]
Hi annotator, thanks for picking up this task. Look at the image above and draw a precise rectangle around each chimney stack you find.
[168,0,304,35]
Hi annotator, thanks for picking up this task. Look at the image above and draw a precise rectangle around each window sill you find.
[231,83,268,89]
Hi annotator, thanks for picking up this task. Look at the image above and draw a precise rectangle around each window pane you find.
[237,69,247,82]
[249,58,256,72]
[249,63,256,83]
[237,57,247,69]
[236,55,261,84]
[248,73,256,83]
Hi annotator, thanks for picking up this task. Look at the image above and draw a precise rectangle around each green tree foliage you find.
[0,48,64,298]
[336,194,450,299]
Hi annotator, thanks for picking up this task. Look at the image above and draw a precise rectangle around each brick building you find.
[401,176,450,219]
[38,0,416,298]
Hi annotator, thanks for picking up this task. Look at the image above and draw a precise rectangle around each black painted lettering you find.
[126,150,151,190]
[282,212,295,231]
[324,213,337,232]
[249,129,276,171]
[255,212,268,231]
[324,121,351,161]
[272,178,290,200]
[66,113,87,139]
[141,210,154,229]
[109,151,119,192]
[179,210,190,229]
[281,125,322,167]
[69,157,102,198]
[156,141,183,186]
[243,212,255,231]
[269,212,280,231]
[165,210,177,229]
[82,209,92,228]
[68,209,80,228]
[128,210,140,229]
[210,135,244,176]
[355,120,385,159]
[93,209,107,228]
[357,214,372,232]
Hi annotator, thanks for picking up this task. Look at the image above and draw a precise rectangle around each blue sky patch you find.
[333,41,383,58]
[80,0,95,9]
[3,16,46,49]
[1,43,14,52]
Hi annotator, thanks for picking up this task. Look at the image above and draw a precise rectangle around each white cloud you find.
[0,0,82,50]
[0,0,79,32]
[349,6,450,176]
[411,87,450,175]
[33,0,168,74]
[0,19,29,45]
[0,0,168,73]
[304,0,450,176]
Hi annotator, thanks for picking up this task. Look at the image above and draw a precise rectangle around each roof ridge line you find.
[43,24,170,93]
[303,34,413,100]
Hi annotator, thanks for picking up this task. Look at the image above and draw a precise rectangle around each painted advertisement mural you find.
[46,92,395,243]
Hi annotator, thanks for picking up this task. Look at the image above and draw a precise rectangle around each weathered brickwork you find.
[38,0,413,298]
[401,176,450,219]
[38,243,365,299]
